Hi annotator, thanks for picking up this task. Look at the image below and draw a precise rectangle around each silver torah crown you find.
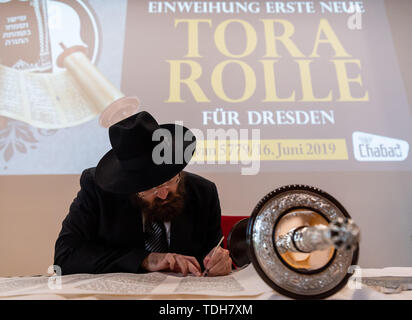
[276,217,360,254]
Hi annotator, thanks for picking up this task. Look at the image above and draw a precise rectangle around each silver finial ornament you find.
[228,185,360,299]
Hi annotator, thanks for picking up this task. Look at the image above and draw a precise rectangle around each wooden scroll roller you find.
[57,43,140,128]
[227,185,360,299]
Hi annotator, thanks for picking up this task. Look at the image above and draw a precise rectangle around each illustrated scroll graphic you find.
[56,43,140,128]
[0,43,140,129]
[0,0,139,130]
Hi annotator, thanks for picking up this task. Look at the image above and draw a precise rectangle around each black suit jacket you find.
[54,168,222,275]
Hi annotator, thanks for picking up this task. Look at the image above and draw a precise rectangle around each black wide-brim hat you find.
[95,111,196,194]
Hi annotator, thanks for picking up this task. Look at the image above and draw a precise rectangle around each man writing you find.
[54,111,232,276]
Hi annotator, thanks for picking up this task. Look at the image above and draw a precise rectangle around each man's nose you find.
[156,187,169,200]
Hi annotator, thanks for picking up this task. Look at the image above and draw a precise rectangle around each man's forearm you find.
[54,240,150,275]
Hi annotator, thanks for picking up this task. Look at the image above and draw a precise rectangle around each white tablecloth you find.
[0,265,411,300]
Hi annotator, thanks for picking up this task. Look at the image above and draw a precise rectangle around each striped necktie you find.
[144,221,169,253]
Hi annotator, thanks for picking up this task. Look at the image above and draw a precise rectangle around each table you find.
[0,265,411,300]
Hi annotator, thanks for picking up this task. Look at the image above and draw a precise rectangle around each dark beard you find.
[131,176,185,224]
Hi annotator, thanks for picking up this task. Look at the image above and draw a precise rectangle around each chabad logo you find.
[352,132,409,162]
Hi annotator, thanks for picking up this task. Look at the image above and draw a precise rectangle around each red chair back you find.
[221,215,247,248]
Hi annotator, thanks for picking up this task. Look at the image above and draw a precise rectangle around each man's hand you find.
[203,247,232,276]
[142,253,202,276]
